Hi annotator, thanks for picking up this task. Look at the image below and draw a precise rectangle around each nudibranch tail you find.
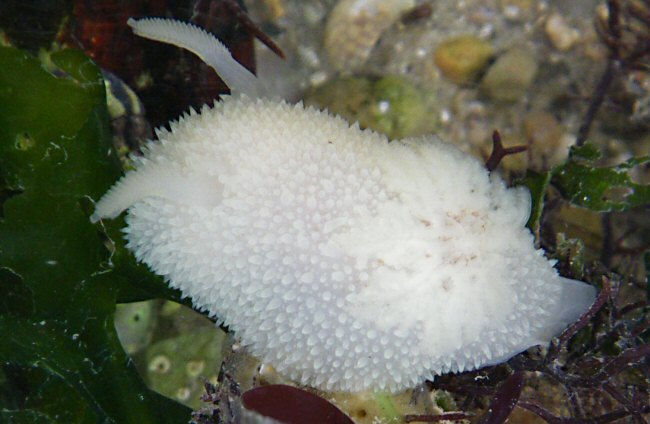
[539,277,598,341]
[127,17,267,98]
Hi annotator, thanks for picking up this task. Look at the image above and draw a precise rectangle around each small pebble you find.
[545,14,580,51]
[523,111,572,171]
[481,48,537,102]
[434,35,494,86]
[324,0,415,71]
[499,0,535,21]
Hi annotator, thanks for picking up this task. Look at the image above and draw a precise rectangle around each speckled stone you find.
[481,48,538,102]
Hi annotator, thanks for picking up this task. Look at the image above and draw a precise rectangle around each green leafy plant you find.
[522,144,650,235]
[0,46,190,423]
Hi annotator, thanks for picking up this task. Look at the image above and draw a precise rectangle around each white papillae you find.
[93,18,597,392]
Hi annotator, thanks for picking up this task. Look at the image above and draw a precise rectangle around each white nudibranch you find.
[93,17,597,393]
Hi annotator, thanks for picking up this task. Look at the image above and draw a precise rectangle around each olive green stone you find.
[305,75,436,140]
[434,35,494,85]
[481,48,538,102]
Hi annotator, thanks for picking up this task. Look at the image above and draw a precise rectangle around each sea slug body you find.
[92,17,597,393]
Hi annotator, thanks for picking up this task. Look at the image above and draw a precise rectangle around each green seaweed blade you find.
[0,46,190,423]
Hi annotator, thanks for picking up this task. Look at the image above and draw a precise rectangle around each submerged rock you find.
[434,34,494,86]
[481,48,538,102]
